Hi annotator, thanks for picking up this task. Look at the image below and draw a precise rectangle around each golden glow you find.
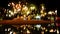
[49,29,54,32]
[17,15,19,18]
[45,29,48,32]
[41,4,45,10]
[40,10,43,13]
[6,2,53,20]
[48,11,52,14]
[9,10,12,13]
[10,12,14,15]
[22,6,28,11]
[35,25,41,28]
[15,4,21,9]
[17,9,21,11]
[23,15,26,17]
[12,2,15,6]
[42,5,44,10]
[42,27,46,30]
[27,11,30,15]
[30,6,35,10]
[57,29,59,34]
[48,17,50,19]
[48,11,55,15]
[44,13,47,15]
[27,16,31,20]
[41,31,44,34]
[27,30,30,33]
[5,29,7,31]
[13,32,16,34]
[20,16,23,19]
[35,15,41,19]
[10,31,13,34]
[24,27,26,30]
[8,28,11,31]
[43,27,46,30]
[21,30,23,32]
[6,14,8,16]
[8,3,11,6]
[41,14,45,17]
[14,9,17,14]
[9,15,11,17]
[29,4,36,10]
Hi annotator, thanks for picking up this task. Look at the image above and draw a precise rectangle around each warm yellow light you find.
[45,29,48,32]
[9,10,14,15]
[14,8,16,11]
[8,28,11,31]
[27,11,30,15]
[20,16,23,19]
[17,9,21,11]
[23,5,25,7]
[57,29,59,34]
[19,4,21,8]
[23,27,26,30]
[44,13,47,15]
[17,15,19,18]
[27,30,30,33]
[9,15,11,17]
[43,27,45,30]
[41,14,45,17]
[13,32,16,34]
[14,9,17,14]
[41,27,46,30]
[41,31,44,34]
[35,15,41,19]
[48,11,52,14]
[23,15,26,17]
[35,25,41,28]
[22,6,28,11]
[6,14,8,16]
[5,29,7,31]
[27,16,31,20]
[8,4,10,6]
[48,17,50,19]
[10,12,14,15]
[40,10,43,13]
[12,2,15,6]
[30,7,35,10]
[41,4,45,10]
[49,29,54,32]
[15,4,21,10]
[14,11,17,14]
[42,5,44,10]
[16,4,18,8]
[9,10,12,13]
[30,4,36,10]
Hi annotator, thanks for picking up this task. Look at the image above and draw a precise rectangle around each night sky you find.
[0,0,57,9]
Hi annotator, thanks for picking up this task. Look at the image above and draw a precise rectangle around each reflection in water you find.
[0,24,59,34]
